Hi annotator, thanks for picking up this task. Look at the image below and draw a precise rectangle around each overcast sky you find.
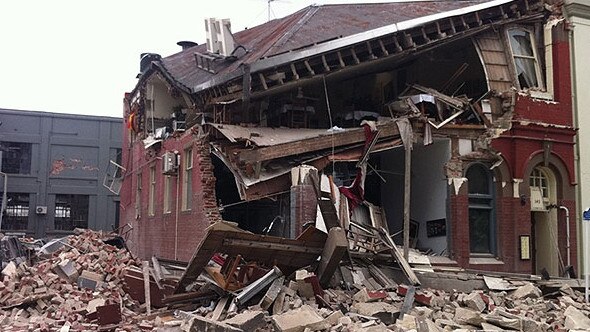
[0,0,385,118]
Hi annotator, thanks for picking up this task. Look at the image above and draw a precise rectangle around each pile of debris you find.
[0,230,141,331]
[159,273,590,332]
[117,221,590,332]
[1,224,590,331]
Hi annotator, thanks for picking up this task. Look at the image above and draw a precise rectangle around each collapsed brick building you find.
[120,0,577,277]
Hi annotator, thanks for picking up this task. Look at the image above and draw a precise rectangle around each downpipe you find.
[547,204,572,276]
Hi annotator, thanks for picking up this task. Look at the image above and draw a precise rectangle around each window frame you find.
[54,194,89,231]
[0,142,32,175]
[135,172,142,219]
[466,163,497,256]
[163,175,172,214]
[506,27,545,92]
[148,164,156,217]
[181,148,193,211]
[1,193,30,231]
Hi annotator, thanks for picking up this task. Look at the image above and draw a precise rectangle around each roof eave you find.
[192,0,516,94]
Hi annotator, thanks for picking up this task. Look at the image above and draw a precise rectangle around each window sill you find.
[469,257,504,265]
[527,90,554,101]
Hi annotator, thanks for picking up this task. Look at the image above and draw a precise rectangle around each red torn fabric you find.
[339,123,377,211]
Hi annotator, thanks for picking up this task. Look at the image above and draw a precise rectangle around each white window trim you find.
[148,165,156,216]
[182,148,193,211]
[163,175,172,214]
[506,27,549,98]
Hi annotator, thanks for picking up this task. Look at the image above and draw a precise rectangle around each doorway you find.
[529,167,560,276]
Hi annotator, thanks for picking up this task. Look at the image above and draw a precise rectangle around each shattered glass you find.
[508,29,540,89]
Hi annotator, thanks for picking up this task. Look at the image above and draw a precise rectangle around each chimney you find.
[204,18,234,57]
[177,41,198,51]
[138,53,161,77]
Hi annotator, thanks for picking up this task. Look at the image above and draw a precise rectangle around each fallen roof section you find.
[174,221,327,294]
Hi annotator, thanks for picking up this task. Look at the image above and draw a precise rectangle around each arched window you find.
[529,168,549,200]
[467,164,496,254]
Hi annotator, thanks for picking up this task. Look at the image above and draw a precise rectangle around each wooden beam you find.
[321,55,330,72]
[238,121,400,163]
[449,18,457,34]
[393,35,403,52]
[350,47,360,64]
[379,227,421,286]
[290,63,300,80]
[337,51,346,68]
[317,227,348,287]
[304,60,315,76]
[142,261,151,315]
[403,144,411,262]
[258,73,268,90]
[222,238,323,254]
[421,27,431,43]
[378,40,389,56]
[366,41,377,60]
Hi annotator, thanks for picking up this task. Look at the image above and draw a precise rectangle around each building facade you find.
[564,0,590,272]
[121,0,578,276]
[0,108,122,237]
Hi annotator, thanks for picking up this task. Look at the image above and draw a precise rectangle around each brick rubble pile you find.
[0,230,140,331]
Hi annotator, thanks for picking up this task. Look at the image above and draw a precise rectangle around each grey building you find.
[0,108,122,237]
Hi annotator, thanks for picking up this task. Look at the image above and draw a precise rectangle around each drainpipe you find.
[559,205,571,267]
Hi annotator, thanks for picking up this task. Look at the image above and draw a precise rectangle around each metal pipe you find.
[583,208,590,302]
[559,205,571,267]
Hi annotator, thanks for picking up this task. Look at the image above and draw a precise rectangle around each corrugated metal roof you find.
[154,0,493,93]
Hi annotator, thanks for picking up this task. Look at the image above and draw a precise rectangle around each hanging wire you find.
[323,75,335,179]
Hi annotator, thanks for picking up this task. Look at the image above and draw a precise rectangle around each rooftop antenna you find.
[268,0,275,21]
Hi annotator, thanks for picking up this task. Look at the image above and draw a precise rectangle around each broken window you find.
[54,194,89,231]
[0,142,32,174]
[148,165,156,216]
[1,193,29,230]
[467,164,496,254]
[182,148,193,211]
[507,28,542,89]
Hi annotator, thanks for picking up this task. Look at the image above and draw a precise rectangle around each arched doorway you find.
[529,166,559,276]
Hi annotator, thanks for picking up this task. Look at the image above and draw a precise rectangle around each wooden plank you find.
[317,227,348,286]
[175,222,327,294]
[142,261,151,315]
[318,199,341,230]
[403,144,411,261]
[259,276,285,310]
[221,238,323,254]
[399,285,415,319]
[272,289,286,314]
[379,228,421,286]
[151,256,163,289]
[211,297,229,321]
[238,121,400,163]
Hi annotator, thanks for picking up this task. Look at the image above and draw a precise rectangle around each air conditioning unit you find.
[36,206,48,215]
[173,120,186,132]
[162,151,178,175]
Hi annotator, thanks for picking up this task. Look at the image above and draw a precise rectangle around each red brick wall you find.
[476,22,577,274]
[290,185,317,237]
[120,133,221,262]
